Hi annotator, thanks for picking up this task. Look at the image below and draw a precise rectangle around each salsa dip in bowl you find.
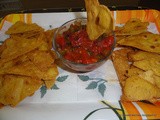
[53,18,115,72]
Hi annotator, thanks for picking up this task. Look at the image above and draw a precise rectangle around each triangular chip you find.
[0,34,44,66]
[111,48,134,86]
[27,50,55,71]
[0,75,24,106]
[133,58,160,76]
[0,74,42,106]
[130,50,160,61]
[0,55,28,74]
[126,66,144,77]
[4,60,43,79]
[44,28,57,49]
[118,32,160,54]
[20,76,42,103]
[44,79,56,89]
[42,64,59,80]
[123,75,160,101]
[5,21,44,35]
[85,0,114,40]
[115,18,149,35]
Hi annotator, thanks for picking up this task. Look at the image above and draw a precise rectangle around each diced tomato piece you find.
[56,36,66,49]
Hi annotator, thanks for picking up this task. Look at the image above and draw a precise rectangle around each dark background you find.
[0,0,160,18]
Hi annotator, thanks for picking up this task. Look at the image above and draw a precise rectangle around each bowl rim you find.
[53,18,116,66]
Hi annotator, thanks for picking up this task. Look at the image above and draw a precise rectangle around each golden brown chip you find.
[126,66,144,77]
[5,21,44,35]
[20,76,42,103]
[4,60,42,78]
[123,75,160,102]
[112,48,134,86]
[133,58,160,77]
[27,50,55,71]
[42,64,59,80]
[154,75,160,89]
[44,79,56,89]
[130,50,160,61]
[117,32,160,54]
[0,75,24,106]
[115,18,149,36]
[44,28,57,49]
[0,74,42,106]
[0,21,59,108]
[0,35,44,66]
[138,70,156,85]
[0,55,28,74]
[85,0,114,40]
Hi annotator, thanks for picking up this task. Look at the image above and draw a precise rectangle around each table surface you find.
[0,0,160,18]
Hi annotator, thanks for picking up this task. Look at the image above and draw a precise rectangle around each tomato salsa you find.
[56,21,114,64]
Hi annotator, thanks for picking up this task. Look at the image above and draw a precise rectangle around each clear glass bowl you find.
[53,18,116,72]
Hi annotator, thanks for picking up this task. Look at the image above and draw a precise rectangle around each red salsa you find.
[56,22,114,64]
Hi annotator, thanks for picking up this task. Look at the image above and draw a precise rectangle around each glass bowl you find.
[53,18,116,72]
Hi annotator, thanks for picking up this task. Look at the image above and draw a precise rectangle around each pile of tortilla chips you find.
[84,0,114,40]
[112,18,160,103]
[0,21,58,107]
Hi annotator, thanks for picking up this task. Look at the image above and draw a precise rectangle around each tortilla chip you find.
[0,35,44,66]
[0,74,42,106]
[138,70,156,85]
[85,0,114,40]
[154,75,160,89]
[133,58,160,77]
[45,28,57,49]
[126,66,144,77]
[0,75,24,106]
[5,21,44,35]
[0,55,28,74]
[117,32,160,54]
[115,18,149,35]
[123,75,160,101]
[0,21,59,108]
[44,79,56,89]
[20,76,42,103]
[4,60,42,78]
[111,48,134,86]
[130,50,160,61]
[42,64,59,80]
[27,50,54,70]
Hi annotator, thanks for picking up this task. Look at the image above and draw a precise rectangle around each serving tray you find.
[0,10,160,120]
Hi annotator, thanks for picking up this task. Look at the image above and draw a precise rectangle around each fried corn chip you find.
[0,75,23,106]
[138,70,156,85]
[123,75,160,102]
[4,60,42,78]
[117,32,160,54]
[0,35,44,66]
[0,55,28,74]
[44,79,56,89]
[27,50,55,71]
[154,75,160,89]
[5,21,44,35]
[130,50,160,61]
[44,28,57,49]
[115,18,149,36]
[133,58,160,77]
[20,76,42,103]
[85,0,114,40]
[0,21,59,108]
[0,75,42,106]
[42,64,59,80]
[111,48,134,86]
[126,66,144,77]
